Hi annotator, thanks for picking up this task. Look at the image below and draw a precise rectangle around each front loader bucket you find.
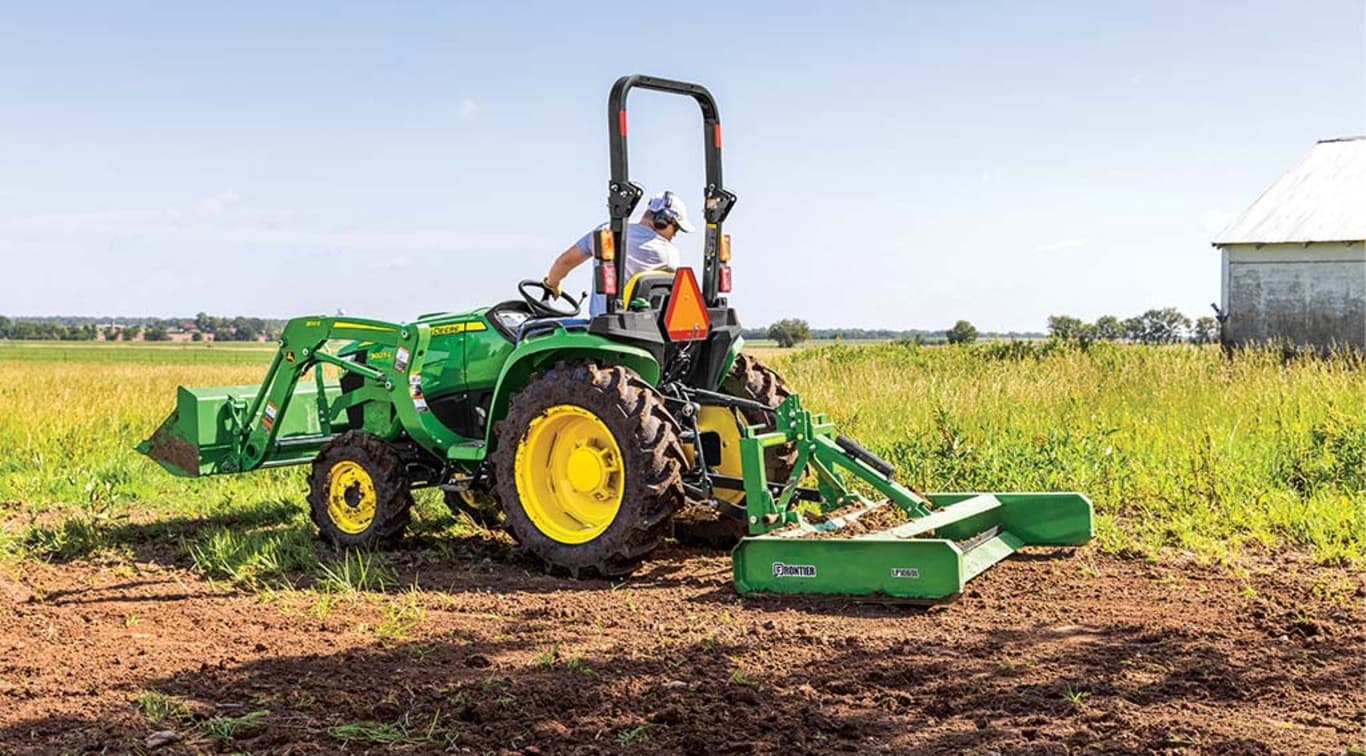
[732,492,1094,602]
[137,382,335,477]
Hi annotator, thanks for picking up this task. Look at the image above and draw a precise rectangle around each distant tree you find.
[1074,321,1100,346]
[1094,315,1122,341]
[0,315,9,339]
[1120,317,1144,343]
[144,325,170,341]
[1047,315,1086,341]
[122,325,142,341]
[191,331,204,342]
[767,318,811,348]
[1139,308,1191,344]
[945,320,978,345]
[1047,314,1104,345]
[1191,316,1220,345]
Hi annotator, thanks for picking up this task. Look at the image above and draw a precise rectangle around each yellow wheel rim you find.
[326,460,378,535]
[515,404,624,544]
[686,406,747,505]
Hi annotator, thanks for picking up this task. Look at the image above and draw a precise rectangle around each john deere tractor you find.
[141,75,1092,600]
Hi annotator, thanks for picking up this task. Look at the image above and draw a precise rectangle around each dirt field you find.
[1,536,1362,755]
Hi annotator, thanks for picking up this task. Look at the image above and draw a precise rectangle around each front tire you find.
[492,361,686,577]
[307,431,413,547]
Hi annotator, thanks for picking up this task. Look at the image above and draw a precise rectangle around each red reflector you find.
[600,262,618,296]
[618,110,628,136]
[718,264,732,293]
[663,268,711,341]
[714,123,722,148]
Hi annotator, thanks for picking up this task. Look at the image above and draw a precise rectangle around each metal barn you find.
[1213,137,1366,350]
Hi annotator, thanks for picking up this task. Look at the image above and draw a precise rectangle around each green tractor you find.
[140,75,1093,599]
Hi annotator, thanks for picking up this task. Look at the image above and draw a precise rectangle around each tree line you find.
[755,307,1219,349]
[748,322,1045,348]
[0,314,283,342]
[1047,308,1219,345]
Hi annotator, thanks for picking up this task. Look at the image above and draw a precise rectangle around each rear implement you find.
[729,396,1093,601]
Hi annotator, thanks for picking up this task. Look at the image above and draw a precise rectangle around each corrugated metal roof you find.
[1214,136,1366,245]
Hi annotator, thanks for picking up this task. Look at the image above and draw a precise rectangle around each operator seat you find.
[623,270,677,311]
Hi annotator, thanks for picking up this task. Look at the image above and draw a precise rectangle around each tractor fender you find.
[720,336,745,383]
[483,328,661,449]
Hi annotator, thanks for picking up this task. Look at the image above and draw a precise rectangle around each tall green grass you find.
[0,341,276,365]
[0,340,1361,573]
[0,340,472,585]
[770,341,1365,564]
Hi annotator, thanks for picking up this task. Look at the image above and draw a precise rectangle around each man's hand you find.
[540,277,562,300]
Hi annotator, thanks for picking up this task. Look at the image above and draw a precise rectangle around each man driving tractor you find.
[541,190,693,315]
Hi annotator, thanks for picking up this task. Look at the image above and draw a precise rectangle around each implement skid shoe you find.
[728,395,1094,601]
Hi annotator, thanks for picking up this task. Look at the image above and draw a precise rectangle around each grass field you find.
[2,338,1363,753]
[0,339,1362,583]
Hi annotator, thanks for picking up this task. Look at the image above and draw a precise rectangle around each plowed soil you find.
[797,502,914,537]
[1,539,1363,755]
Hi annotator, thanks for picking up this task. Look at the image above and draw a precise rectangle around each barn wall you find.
[1220,242,1366,349]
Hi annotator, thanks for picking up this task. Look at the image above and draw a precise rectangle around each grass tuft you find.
[315,549,394,593]
[134,691,192,724]
[328,712,458,747]
[198,709,270,742]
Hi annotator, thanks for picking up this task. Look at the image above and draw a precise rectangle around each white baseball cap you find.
[647,191,694,233]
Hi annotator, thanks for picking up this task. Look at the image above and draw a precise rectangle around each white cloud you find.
[0,195,553,253]
[197,190,240,216]
[0,190,244,231]
[457,98,480,121]
[1030,238,1090,253]
[370,254,413,271]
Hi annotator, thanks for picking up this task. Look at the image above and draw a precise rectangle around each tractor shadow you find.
[15,497,1059,619]
[13,498,303,567]
[12,496,757,602]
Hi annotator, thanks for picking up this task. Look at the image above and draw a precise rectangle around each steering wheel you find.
[518,279,582,319]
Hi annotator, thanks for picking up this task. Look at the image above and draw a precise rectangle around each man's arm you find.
[543,245,589,296]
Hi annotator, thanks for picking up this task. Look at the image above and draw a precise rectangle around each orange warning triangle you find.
[663,268,710,342]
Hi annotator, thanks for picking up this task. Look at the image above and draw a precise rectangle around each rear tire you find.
[307,431,413,547]
[723,353,799,477]
[493,361,686,578]
[674,353,800,548]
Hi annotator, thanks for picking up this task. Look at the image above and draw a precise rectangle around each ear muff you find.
[651,191,676,230]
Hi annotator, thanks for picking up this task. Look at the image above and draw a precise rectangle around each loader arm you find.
[138,316,481,477]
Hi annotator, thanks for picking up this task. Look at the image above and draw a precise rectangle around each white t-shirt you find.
[574,222,680,315]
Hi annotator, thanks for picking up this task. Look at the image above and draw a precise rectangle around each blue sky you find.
[1,1,1363,331]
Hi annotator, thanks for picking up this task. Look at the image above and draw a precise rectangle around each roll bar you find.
[600,75,736,311]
